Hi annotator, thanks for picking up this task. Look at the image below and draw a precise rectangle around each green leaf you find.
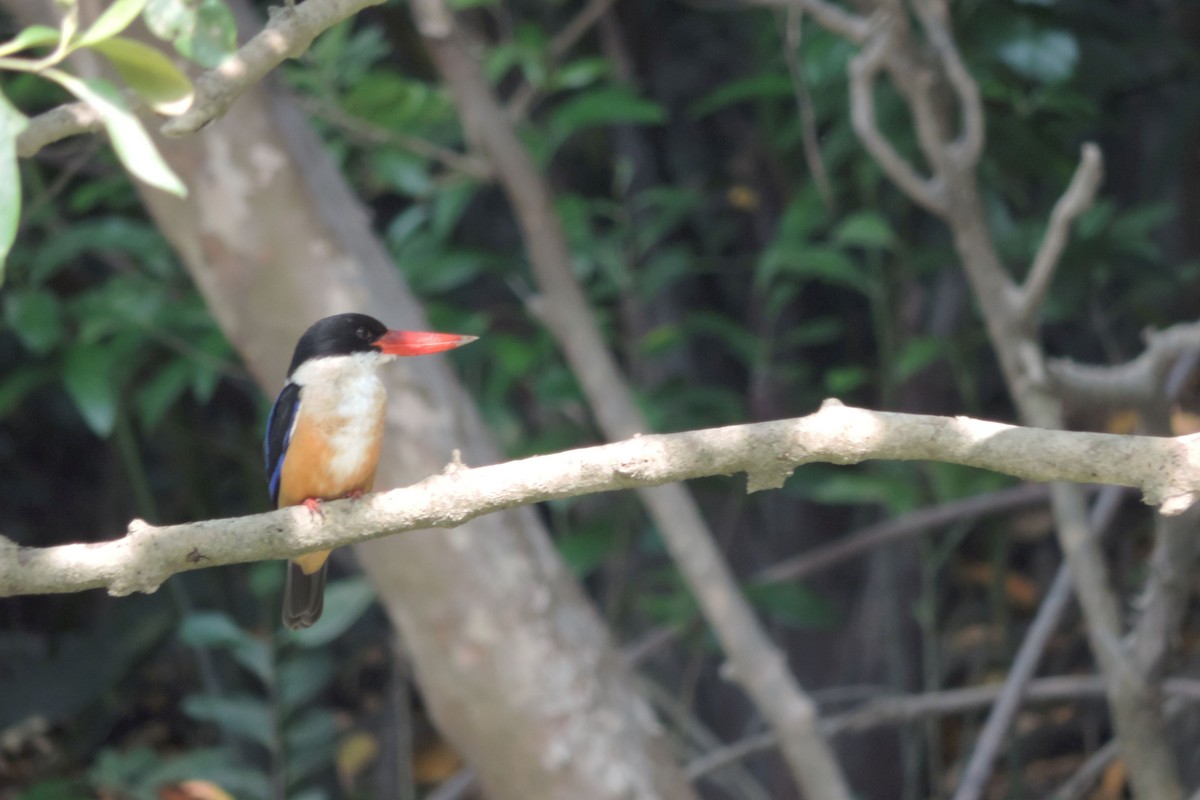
[43,71,186,196]
[176,0,237,68]
[0,365,53,417]
[893,336,944,381]
[998,27,1078,83]
[136,748,271,800]
[551,57,610,91]
[431,179,478,240]
[182,693,275,749]
[91,37,194,115]
[0,25,61,57]
[743,581,838,629]
[556,525,617,576]
[0,89,28,285]
[135,359,192,430]
[76,0,150,47]
[549,85,666,139]
[277,651,336,714]
[758,245,869,293]
[178,611,272,682]
[824,365,869,395]
[144,0,192,41]
[283,708,337,756]
[146,0,236,68]
[833,211,896,250]
[3,288,62,355]
[285,578,375,648]
[14,778,88,800]
[689,72,793,119]
[63,342,122,436]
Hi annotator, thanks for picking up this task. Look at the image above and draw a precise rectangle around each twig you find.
[14,0,386,157]
[686,675,1200,781]
[782,7,835,209]
[1051,695,1192,800]
[849,26,946,215]
[15,100,102,157]
[504,0,620,122]
[1019,144,1104,322]
[753,482,1060,585]
[298,96,492,179]
[950,485,1123,800]
[7,402,1200,597]
[911,0,983,168]
[423,769,476,800]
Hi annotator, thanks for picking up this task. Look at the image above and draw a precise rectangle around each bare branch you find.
[952,486,1123,800]
[911,0,983,167]
[849,28,946,215]
[15,99,103,157]
[1020,143,1105,321]
[505,0,621,122]
[298,95,492,179]
[164,0,386,136]
[1049,320,1200,410]
[754,482,1061,584]
[6,402,1200,598]
[782,7,836,209]
[686,675,1200,780]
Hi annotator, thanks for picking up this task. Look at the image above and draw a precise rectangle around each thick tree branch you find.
[5,402,1200,598]
[14,0,385,157]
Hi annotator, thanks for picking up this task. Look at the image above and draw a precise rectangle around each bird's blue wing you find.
[264,382,301,507]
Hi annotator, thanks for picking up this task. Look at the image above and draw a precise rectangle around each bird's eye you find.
[355,326,372,341]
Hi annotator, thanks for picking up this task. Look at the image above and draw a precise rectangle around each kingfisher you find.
[264,313,476,629]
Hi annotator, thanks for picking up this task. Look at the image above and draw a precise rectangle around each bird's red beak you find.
[375,330,478,356]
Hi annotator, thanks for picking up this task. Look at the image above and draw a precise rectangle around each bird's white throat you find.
[289,352,390,483]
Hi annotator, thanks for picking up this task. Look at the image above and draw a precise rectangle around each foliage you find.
[0,0,238,282]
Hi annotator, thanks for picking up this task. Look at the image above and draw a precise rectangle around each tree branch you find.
[1049,320,1200,410]
[951,485,1123,800]
[753,482,1061,584]
[849,26,947,215]
[5,402,1200,598]
[686,675,1200,781]
[1019,143,1105,322]
[14,0,385,157]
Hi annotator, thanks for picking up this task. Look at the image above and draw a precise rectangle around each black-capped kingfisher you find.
[265,313,476,630]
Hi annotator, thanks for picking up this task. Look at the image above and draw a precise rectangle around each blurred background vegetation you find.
[1,0,1198,797]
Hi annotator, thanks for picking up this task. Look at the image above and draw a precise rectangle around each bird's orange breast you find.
[276,372,388,507]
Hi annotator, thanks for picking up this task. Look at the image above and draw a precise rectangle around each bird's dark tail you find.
[283,560,328,629]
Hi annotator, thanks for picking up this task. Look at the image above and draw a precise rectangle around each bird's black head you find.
[286,313,389,377]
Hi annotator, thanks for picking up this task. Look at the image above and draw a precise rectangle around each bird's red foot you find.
[345,489,366,500]
[302,498,324,518]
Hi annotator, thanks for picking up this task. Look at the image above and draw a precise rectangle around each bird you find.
[264,313,476,629]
